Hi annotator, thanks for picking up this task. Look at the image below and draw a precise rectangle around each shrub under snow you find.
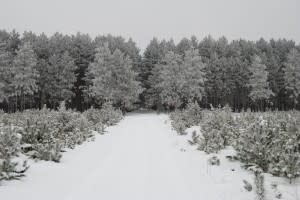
[0,101,123,183]
[169,102,202,135]
[236,112,300,182]
[169,104,300,182]
[198,105,239,153]
[0,126,28,181]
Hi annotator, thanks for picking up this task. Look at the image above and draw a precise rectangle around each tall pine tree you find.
[86,43,142,110]
[154,49,206,109]
[248,55,273,111]
[284,48,300,108]
[48,52,77,107]
[0,41,13,104]
[11,42,38,110]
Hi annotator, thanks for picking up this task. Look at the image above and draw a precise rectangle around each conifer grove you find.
[0,30,300,112]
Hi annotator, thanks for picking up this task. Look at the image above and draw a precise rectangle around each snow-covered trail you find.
[1,113,255,200]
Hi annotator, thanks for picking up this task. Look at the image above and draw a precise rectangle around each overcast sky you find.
[0,0,299,50]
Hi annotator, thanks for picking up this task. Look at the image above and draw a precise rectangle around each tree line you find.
[0,30,299,112]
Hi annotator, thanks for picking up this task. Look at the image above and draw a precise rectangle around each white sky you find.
[0,0,299,50]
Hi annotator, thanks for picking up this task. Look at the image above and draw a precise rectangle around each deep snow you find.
[0,113,299,200]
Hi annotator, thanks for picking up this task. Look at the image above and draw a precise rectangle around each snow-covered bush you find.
[83,107,104,133]
[15,108,62,161]
[235,117,273,171]
[198,106,238,153]
[98,102,123,126]
[83,106,102,125]
[169,110,189,134]
[0,126,28,181]
[268,116,300,182]
[20,108,55,145]
[170,104,300,181]
[83,102,123,132]
[0,101,124,182]
[32,141,62,162]
[170,102,203,135]
[62,114,93,148]
[236,112,300,181]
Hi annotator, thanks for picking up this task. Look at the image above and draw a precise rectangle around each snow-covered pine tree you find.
[48,51,77,107]
[181,49,206,104]
[0,41,13,104]
[0,126,28,181]
[86,43,142,110]
[235,116,272,171]
[11,42,38,110]
[140,38,163,108]
[155,49,206,109]
[156,51,183,109]
[248,55,274,111]
[197,106,238,153]
[275,117,300,183]
[284,48,300,108]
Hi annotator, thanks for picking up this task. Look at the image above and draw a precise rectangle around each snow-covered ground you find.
[0,113,299,200]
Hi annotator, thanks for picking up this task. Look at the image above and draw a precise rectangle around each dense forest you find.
[0,30,299,112]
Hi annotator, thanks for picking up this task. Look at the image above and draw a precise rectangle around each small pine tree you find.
[0,126,28,181]
[236,116,272,171]
[276,118,300,183]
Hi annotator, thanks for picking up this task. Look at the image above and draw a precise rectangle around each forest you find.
[0,29,300,112]
[1,29,300,200]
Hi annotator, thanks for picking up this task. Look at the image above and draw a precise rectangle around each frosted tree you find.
[11,42,38,110]
[0,42,13,103]
[48,52,77,107]
[181,49,206,103]
[155,49,206,109]
[86,43,142,110]
[0,126,29,181]
[156,51,183,109]
[248,55,273,111]
[284,48,300,108]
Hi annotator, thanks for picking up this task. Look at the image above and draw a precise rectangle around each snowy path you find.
[1,113,261,200]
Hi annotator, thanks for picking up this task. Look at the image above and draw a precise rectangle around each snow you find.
[0,112,299,200]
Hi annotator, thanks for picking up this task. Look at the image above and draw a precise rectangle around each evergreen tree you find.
[48,52,77,107]
[248,55,273,111]
[180,49,206,103]
[176,37,192,55]
[284,48,300,108]
[155,49,206,109]
[0,42,13,103]
[198,35,216,62]
[69,33,94,111]
[86,43,142,110]
[11,42,38,110]
[35,58,50,108]
[7,30,21,55]
[155,51,183,109]
[204,54,228,107]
